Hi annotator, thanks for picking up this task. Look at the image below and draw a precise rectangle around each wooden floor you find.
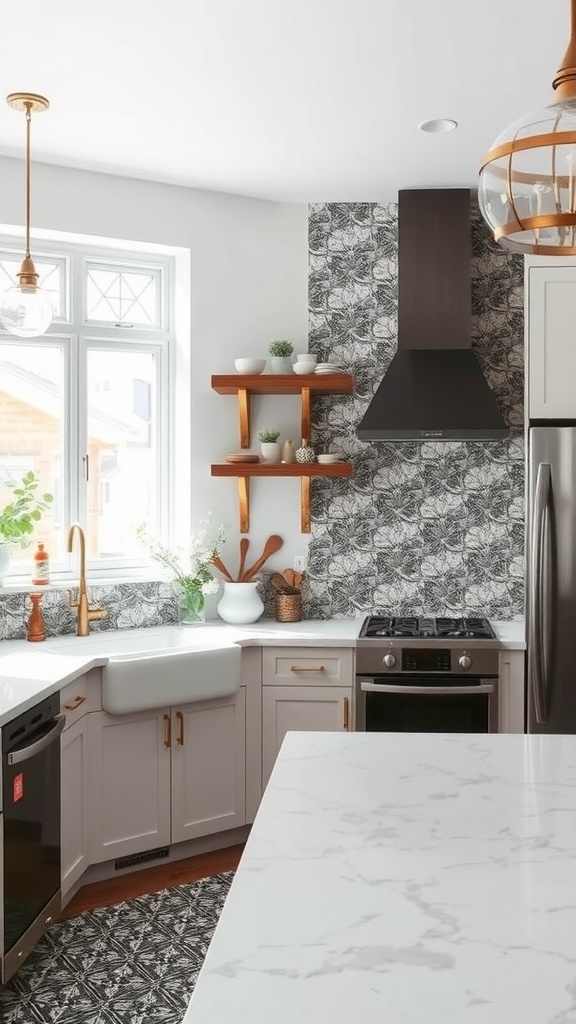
[62,844,245,919]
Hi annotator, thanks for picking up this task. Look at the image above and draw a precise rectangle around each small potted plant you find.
[0,470,54,584]
[257,427,282,463]
[268,339,294,374]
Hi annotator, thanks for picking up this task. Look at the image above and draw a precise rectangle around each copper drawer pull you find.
[64,695,87,711]
[290,665,326,673]
[343,697,350,731]
[164,713,172,748]
[176,710,184,745]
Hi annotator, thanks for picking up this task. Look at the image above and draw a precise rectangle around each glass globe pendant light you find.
[479,0,576,255]
[0,93,52,336]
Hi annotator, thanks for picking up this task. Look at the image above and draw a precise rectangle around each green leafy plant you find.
[136,516,225,617]
[268,340,293,358]
[0,471,54,547]
[257,427,281,443]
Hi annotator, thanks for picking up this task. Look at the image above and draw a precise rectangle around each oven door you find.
[356,676,498,733]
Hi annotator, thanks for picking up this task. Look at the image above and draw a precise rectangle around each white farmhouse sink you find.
[47,627,242,714]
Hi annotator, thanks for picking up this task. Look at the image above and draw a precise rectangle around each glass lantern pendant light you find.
[0,92,53,337]
[479,0,576,254]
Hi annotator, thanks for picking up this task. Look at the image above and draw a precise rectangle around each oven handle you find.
[359,681,495,696]
[7,714,66,765]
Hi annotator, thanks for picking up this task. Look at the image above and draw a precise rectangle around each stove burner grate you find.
[361,616,495,640]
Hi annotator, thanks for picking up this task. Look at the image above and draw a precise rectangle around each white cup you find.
[296,353,317,364]
[293,361,317,375]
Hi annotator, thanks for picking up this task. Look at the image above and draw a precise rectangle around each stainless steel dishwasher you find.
[1,693,65,983]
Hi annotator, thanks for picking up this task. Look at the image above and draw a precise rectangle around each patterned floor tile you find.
[0,872,233,1024]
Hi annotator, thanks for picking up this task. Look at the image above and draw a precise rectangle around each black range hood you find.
[357,188,509,442]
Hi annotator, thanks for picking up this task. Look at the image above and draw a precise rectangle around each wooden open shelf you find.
[211,462,353,534]
[211,373,354,449]
[211,372,355,533]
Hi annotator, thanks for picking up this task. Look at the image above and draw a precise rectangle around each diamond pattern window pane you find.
[0,256,64,319]
[86,264,161,327]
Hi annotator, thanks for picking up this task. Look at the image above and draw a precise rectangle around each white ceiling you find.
[0,0,569,203]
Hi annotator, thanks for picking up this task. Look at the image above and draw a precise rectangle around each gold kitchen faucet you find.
[67,522,107,636]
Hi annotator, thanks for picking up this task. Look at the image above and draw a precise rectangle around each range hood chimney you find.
[357,188,509,442]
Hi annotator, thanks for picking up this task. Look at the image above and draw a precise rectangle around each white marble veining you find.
[0,618,525,726]
[184,730,576,1024]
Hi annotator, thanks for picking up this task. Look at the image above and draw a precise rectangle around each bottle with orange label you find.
[31,542,50,585]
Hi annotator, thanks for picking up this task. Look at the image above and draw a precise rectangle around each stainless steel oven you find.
[1,694,65,984]
[356,617,500,734]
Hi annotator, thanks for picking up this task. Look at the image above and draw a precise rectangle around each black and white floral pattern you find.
[0,581,179,643]
[305,198,525,620]
[0,872,234,1024]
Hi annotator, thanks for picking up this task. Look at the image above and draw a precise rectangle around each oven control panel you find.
[402,648,451,672]
[356,643,500,677]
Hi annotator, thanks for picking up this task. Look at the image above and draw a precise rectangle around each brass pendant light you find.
[0,92,53,336]
[479,0,576,254]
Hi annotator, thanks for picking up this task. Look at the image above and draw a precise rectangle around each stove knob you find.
[459,655,472,670]
[383,653,396,668]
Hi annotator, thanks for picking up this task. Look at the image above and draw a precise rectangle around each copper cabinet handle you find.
[343,697,350,731]
[64,695,87,711]
[176,710,184,745]
[163,713,172,748]
[290,665,325,673]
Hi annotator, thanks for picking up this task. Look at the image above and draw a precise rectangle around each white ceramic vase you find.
[217,581,264,624]
[269,356,293,374]
[260,441,281,463]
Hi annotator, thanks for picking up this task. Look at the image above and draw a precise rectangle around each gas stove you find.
[359,616,496,640]
[356,615,499,677]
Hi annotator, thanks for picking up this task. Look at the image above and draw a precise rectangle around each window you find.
[0,238,180,579]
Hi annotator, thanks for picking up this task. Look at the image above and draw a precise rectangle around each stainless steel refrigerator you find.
[527,425,576,732]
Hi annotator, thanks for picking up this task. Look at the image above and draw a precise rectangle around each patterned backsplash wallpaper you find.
[304,198,525,620]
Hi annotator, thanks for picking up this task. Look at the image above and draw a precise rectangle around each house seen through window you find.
[0,239,178,579]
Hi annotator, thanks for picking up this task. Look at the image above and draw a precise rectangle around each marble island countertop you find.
[0,618,525,726]
[184,730,576,1024]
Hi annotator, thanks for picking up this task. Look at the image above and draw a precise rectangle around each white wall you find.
[0,157,310,578]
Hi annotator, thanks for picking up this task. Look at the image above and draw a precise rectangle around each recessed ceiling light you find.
[419,118,458,134]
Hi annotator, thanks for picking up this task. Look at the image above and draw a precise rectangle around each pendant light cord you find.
[24,102,31,260]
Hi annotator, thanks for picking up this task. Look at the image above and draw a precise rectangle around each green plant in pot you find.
[258,427,282,463]
[268,339,294,374]
[0,470,54,584]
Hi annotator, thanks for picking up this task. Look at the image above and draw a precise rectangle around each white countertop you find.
[184,730,576,1024]
[0,618,525,726]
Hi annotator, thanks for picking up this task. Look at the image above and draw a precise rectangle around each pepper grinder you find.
[27,592,46,642]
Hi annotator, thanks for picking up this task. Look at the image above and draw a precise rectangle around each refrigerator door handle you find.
[529,463,552,725]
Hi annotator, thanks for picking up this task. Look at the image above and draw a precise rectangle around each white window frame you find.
[0,228,191,585]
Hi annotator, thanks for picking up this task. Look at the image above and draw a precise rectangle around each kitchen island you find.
[184,730,576,1023]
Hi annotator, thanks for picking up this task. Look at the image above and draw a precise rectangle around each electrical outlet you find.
[294,555,307,572]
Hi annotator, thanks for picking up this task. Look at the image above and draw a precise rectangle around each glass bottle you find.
[32,542,50,584]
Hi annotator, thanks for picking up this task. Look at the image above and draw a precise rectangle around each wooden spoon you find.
[237,538,250,581]
[212,555,235,583]
[243,534,284,581]
[268,569,295,593]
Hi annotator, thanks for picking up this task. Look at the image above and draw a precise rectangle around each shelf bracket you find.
[238,476,250,533]
[238,388,250,449]
[301,386,311,444]
[301,476,311,533]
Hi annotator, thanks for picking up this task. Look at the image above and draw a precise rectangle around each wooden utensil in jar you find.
[269,572,300,594]
[237,538,250,581]
[243,534,284,581]
[212,555,235,583]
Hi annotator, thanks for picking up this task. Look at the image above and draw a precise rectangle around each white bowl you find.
[297,353,317,364]
[235,358,266,374]
[317,453,342,464]
[293,361,317,375]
